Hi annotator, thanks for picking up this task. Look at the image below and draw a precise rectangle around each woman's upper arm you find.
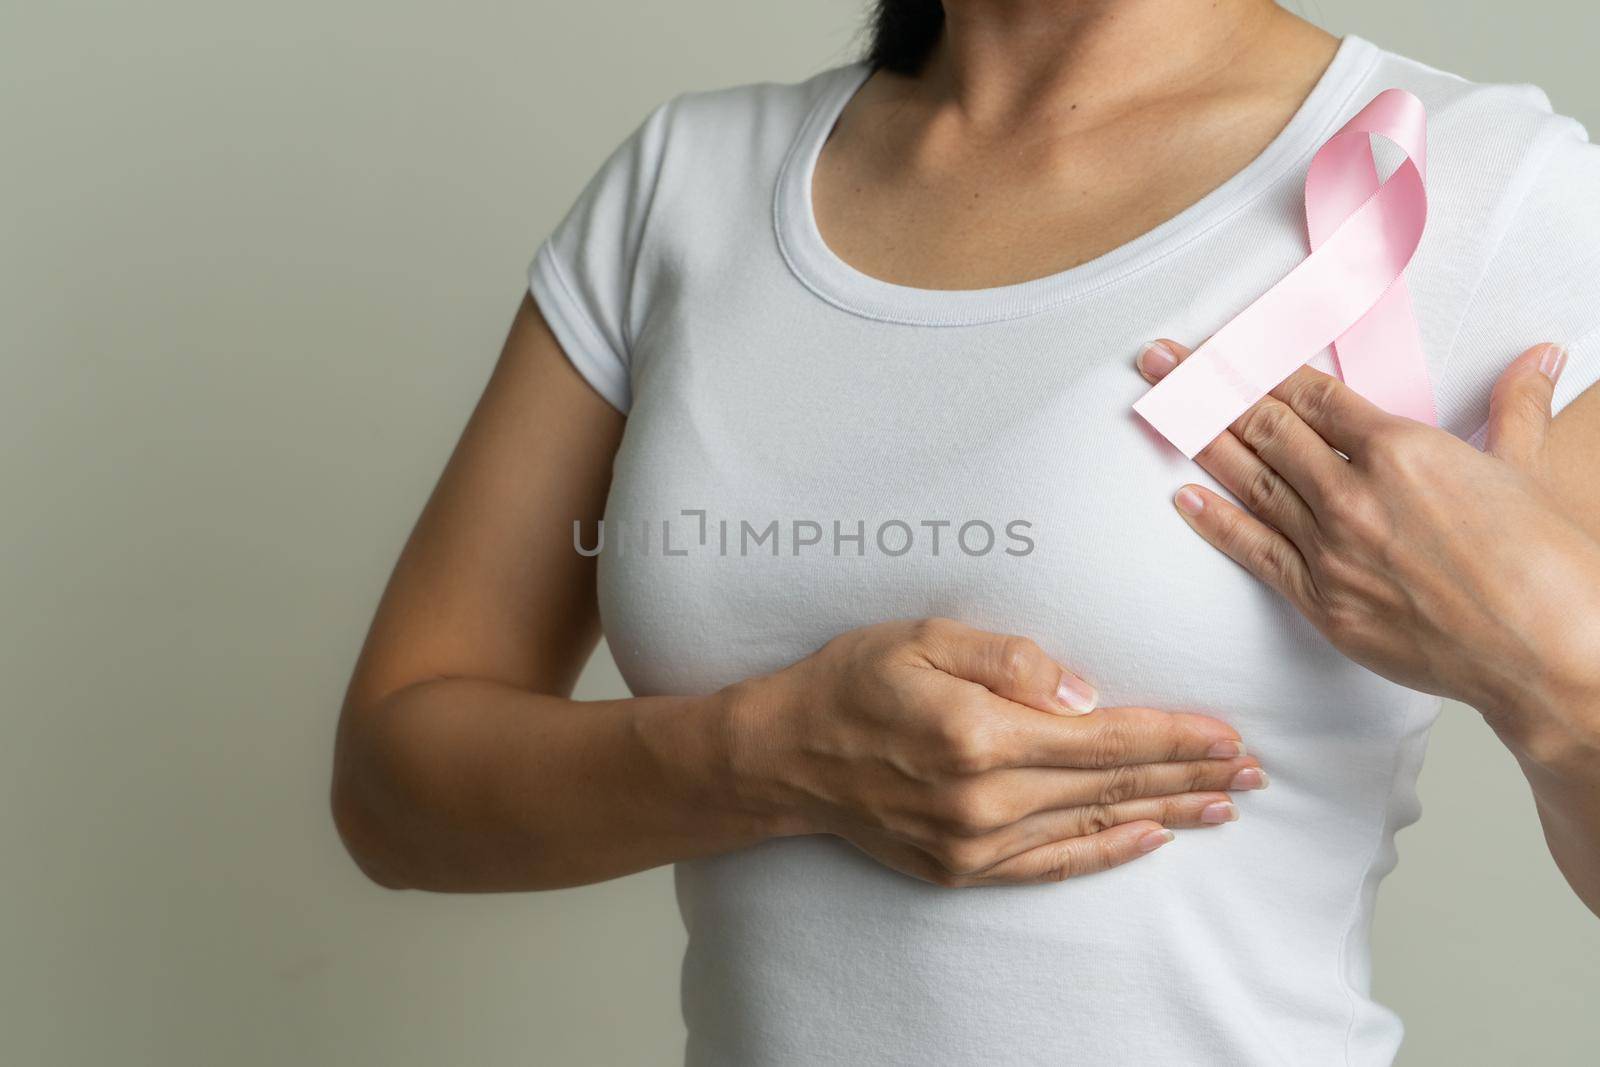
[344,293,625,712]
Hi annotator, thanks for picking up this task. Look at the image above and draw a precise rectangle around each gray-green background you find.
[5,1,1596,1063]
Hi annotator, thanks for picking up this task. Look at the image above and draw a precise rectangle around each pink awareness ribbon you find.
[1132,89,1438,459]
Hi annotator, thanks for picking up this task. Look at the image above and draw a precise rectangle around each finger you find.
[1267,362,1391,458]
[1141,340,1318,538]
[915,618,1097,716]
[1193,423,1319,542]
[924,791,1241,883]
[990,702,1247,769]
[1173,483,1320,612]
[1134,337,1184,381]
[928,756,1262,833]
[983,755,1266,817]
[987,790,1241,859]
[964,820,1173,885]
[1228,393,1352,515]
[1485,342,1565,467]
[1139,338,1390,458]
[1141,339,1352,517]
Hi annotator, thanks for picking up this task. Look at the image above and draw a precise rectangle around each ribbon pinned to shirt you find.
[1132,89,1438,459]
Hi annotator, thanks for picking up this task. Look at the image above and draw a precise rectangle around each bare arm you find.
[1497,379,1600,914]
[329,296,1264,893]
[330,295,768,890]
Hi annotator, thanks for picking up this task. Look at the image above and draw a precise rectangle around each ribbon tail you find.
[1330,276,1438,426]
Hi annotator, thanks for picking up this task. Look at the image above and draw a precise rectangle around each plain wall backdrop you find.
[5,1,1598,1063]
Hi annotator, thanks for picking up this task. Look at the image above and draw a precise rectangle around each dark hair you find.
[865,0,945,75]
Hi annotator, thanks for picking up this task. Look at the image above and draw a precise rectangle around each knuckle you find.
[1122,706,1181,761]
[1081,710,1145,767]
[1295,377,1341,426]
[942,784,1007,836]
[995,635,1043,686]
[1242,464,1288,515]
[1039,845,1080,883]
[934,839,991,877]
[1237,530,1285,579]
[1081,716,1133,768]
[1364,424,1427,481]
[937,716,1000,775]
[1239,400,1293,450]
[1096,763,1143,805]
[1078,802,1118,835]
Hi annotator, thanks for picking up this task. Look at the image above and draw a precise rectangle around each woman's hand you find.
[722,617,1265,888]
[1135,338,1600,767]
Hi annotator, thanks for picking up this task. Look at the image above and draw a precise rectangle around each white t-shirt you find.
[528,34,1600,1067]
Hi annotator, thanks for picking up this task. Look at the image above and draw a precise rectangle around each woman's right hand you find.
[723,617,1266,887]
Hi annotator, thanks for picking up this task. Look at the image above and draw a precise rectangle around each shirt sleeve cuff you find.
[527,242,633,414]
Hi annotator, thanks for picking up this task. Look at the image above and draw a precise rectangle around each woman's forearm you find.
[330,678,786,892]
[1485,672,1600,917]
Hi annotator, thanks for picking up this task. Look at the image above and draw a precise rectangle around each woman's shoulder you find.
[1359,35,1579,136]
[1357,35,1591,203]
[634,63,864,173]
[526,63,864,413]
[558,62,863,251]
[1354,38,1600,439]
[666,64,861,124]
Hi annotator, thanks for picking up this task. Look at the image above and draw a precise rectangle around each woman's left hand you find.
[1135,338,1600,765]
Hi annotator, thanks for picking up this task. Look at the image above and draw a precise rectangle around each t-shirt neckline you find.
[773,33,1380,327]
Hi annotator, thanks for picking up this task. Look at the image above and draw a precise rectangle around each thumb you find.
[916,620,1098,716]
[1485,342,1566,465]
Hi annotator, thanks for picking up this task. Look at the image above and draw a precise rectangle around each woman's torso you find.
[557,33,1577,1066]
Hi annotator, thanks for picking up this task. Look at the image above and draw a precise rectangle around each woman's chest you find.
[595,301,1400,746]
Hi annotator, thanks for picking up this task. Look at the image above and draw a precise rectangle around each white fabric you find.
[527,34,1600,1067]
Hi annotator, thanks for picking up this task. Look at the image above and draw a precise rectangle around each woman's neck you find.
[921,0,1320,132]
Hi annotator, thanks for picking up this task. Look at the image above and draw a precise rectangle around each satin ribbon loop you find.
[1132,88,1438,459]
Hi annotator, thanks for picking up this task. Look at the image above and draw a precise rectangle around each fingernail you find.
[1229,767,1268,790]
[1138,341,1178,379]
[1206,740,1246,759]
[1538,343,1568,383]
[1200,801,1238,824]
[1137,827,1175,852]
[1174,486,1205,515]
[1055,673,1098,715]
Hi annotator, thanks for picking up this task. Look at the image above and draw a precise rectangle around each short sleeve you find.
[527,98,675,414]
[1443,112,1600,448]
